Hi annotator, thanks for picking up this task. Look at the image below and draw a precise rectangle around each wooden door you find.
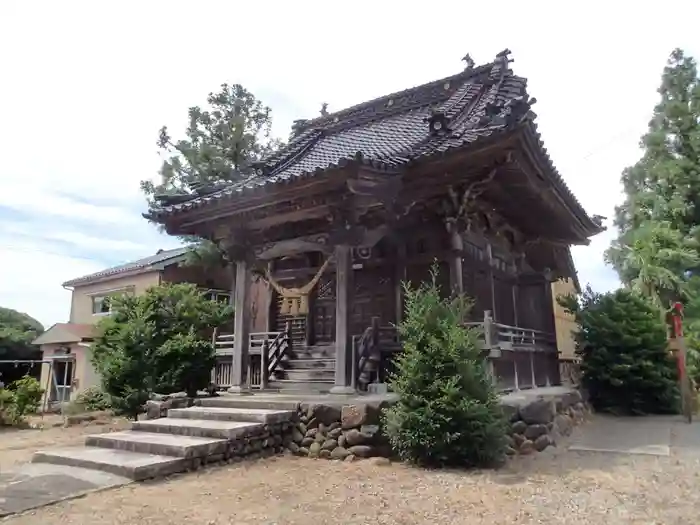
[351,266,395,337]
[312,273,335,344]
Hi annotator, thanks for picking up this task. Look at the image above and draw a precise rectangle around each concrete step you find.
[283,358,335,370]
[283,368,335,381]
[268,379,333,394]
[32,447,186,481]
[197,396,300,411]
[132,418,262,440]
[290,345,335,358]
[84,431,228,459]
[168,406,294,424]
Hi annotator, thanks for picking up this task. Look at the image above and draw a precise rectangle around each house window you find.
[204,290,231,305]
[91,295,112,315]
[91,288,134,315]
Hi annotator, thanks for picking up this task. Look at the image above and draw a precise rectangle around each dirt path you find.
[4,415,700,525]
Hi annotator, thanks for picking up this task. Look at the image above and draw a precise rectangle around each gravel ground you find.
[0,414,130,470]
[4,425,700,525]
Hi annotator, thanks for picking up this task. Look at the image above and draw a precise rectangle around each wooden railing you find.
[351,310,559,393]
[211,322,292,390]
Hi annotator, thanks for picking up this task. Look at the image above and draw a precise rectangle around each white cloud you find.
[1,0,699,326]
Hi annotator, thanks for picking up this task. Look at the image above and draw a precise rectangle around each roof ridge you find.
[62,246,189,287]
[293,62,495,135]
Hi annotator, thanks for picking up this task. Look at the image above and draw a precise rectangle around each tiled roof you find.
[32,323,96,345]
[62,247,188,287]
[147,52,600,233]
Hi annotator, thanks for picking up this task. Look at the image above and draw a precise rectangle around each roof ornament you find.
[592,214,607,227]
[461,53,475,70]
[486,48,515,87]
[290,119,308,138]
[320,102,329,117]
[426,110,450,135]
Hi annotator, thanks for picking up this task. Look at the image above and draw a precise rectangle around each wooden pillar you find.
[486,243,497,317]
[448,227,464,296]
[264,260,274,333]
[511,261,519,327]
[394,239,406,325]
[542,271,556,334]
[331,244,356,394]
[228,259,252,394]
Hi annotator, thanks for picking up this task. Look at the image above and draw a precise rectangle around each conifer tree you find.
[607,49,700,301]
[382,266,508,467]
[560,288,679,415]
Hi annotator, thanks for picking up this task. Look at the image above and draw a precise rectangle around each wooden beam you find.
[247,205,331,230]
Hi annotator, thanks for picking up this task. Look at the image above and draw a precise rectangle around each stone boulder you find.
[500,399,521,422]
[304,404,341,426]
[534,434,552,452]
[511,420,527,435]
[553,414,573,437]
[344,429,371,447]
[556,390,583,412]
[524,424,548,440]
[519,398,555,425]
[341,403,381,429]
[348,445,375,458]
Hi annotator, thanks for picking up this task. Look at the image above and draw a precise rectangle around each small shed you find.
[32,323,98,404]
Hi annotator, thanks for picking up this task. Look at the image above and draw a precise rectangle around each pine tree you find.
[607,48,700,299]
[140,84,284,268]
[561,288,679,415]
[382,266,508,468]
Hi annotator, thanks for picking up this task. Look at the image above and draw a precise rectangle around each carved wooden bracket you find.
[440,167,498,232]
[211,224,254,263]
[254,233,331,260]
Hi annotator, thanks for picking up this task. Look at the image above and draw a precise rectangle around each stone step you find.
[32,447,186,481]
[169,406,294,424]
[268,379,333,394]
[132,418,262,440]
[84,431,228,459]
[290,345,335,359]
[283,368,335,381]
[283,358,336,370]
[197,396,300,411]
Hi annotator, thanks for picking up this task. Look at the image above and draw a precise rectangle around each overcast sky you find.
[1,1,699,327]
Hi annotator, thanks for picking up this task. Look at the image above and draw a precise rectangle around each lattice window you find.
[317,276,335,299]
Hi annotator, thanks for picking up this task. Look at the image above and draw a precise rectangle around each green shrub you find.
[74,386,112,412]
[11,376,43,415]
[382,265,508,468]
[560,287,679,415]
[92,283,231,419]
[0,388,16,425]
[0,376,44,426]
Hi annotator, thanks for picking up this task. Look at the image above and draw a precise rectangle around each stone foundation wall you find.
[194,421,297,470]
[285,388,589,462]
[223,420,296,463]
[286,401,393,462]
[502,389,590,456]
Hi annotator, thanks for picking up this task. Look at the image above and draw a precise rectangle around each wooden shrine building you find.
[146,50,604,395]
